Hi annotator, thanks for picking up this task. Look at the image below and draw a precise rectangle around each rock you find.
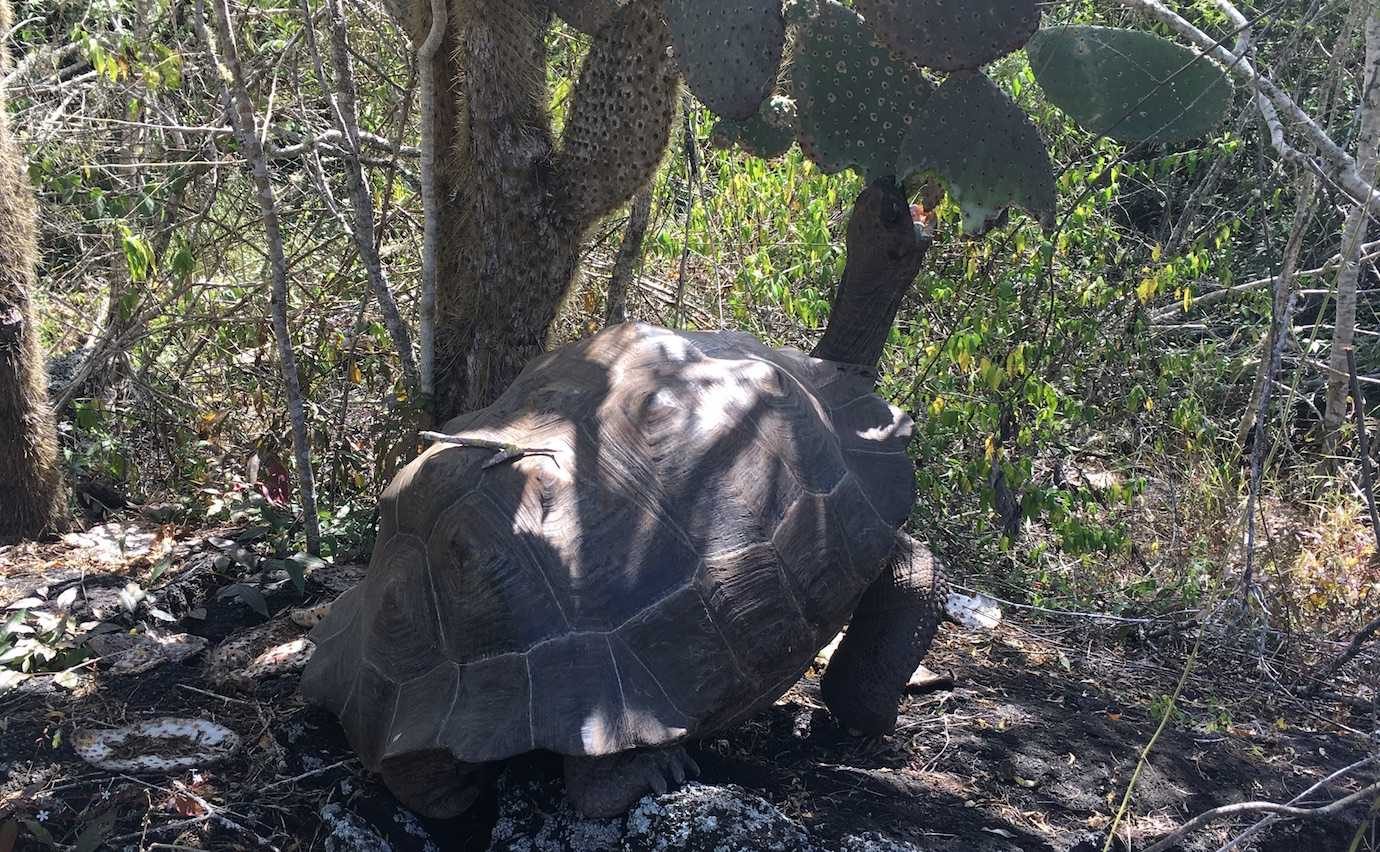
[487,771,625,852]
[87,629,208,675]
[71,717,239,772]
[838,831,929,851]
[624,783,819,851]
[321,803,394,852]
[485,767,923,852]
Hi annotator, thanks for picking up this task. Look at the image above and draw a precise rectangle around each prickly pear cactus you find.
[791,0,932,180]
[710,94,797,159]
[545,0,625,34]
[665,0,785,120]
[556,0,679,225]
[896,72,1054,235]
[1026,26,1234,143]
[855,0,1040,72]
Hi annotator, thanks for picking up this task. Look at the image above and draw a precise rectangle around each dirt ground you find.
[1,525,1376,851]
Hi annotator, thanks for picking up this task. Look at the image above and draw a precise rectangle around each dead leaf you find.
[73,809,115,852]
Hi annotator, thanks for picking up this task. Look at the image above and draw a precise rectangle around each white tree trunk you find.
[1324,5,1380,439]
[417,0,446,411]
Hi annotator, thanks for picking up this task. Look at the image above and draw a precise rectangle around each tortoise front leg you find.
[821,532,947,735]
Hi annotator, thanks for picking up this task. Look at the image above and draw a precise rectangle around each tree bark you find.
[391,0,677,421]
[1324,5,1380,441]
[0,0,64,542]
[1236,173,1318,446]
[203,0,322,553]
[605,185,653,327]
[813,179,934,370]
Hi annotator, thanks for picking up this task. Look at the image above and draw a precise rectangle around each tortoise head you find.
[813,178,935,369]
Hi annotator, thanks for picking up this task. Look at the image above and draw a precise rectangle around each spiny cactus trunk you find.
[0,0,64,542]
[813,180,933,371]
[398,0,677,419]
[428,0,576,418]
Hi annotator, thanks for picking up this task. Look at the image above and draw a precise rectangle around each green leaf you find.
[855,0,1040,71]
[897,71,1055,234]
[286,552,326,594]
[219,583,270,619]
[1026,26,1233,143]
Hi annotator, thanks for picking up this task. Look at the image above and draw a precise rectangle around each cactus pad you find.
[1026,26,1233,143]
[791,0,932,181]
[896,71,1054,234]
[556,0,679,226]
[855,0,1040,72]
[545,0,625,34]
[665,0,785,120]
[711,95,797,159]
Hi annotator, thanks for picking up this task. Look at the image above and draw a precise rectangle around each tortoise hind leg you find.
[564,746,700,817]
[380,749,492,818]
[821,532,947,735]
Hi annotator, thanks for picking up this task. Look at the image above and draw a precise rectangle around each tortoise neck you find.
[812,179,933,371]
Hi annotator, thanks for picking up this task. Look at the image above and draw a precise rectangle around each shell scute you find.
[435,654,533,762]
[528,633,625,754]
[613,585,748,723]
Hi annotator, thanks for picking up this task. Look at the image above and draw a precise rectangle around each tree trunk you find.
[605,185,653,327]
[813,179,934,370]
[0,0,64,543]
[393,0,678,420]
[1236,173,1318,446]
[1324,5,1380,441]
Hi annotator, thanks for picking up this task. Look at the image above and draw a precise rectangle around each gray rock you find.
[838,831,931,852]
[321,803,393,852]
[487,772,626,852]
[485,769,929,852]
[623,783,819,852]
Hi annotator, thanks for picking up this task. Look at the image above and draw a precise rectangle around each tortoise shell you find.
[301,323,914,770]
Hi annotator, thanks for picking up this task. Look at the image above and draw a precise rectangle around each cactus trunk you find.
[418,0,573,417]
[396,0,675,419]
[0,0,65,543]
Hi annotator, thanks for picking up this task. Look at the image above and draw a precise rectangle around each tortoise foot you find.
[564,747,700,818]
[380,749,489,818]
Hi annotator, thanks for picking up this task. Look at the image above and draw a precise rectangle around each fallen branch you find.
[1215,756,1379,851]
[1145,777,1380,852]
[1300,613,1380,698]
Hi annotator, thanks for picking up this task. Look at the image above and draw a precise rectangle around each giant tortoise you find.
[301,320,945,818]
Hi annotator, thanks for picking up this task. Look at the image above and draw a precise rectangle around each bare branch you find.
[1145,777,1380,852]
[305,0,420,400]
[417,0,446,407]
[1118,0,1380,210]
[198,0,322,554]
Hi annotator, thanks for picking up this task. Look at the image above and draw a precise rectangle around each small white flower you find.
[35,810,49,822]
